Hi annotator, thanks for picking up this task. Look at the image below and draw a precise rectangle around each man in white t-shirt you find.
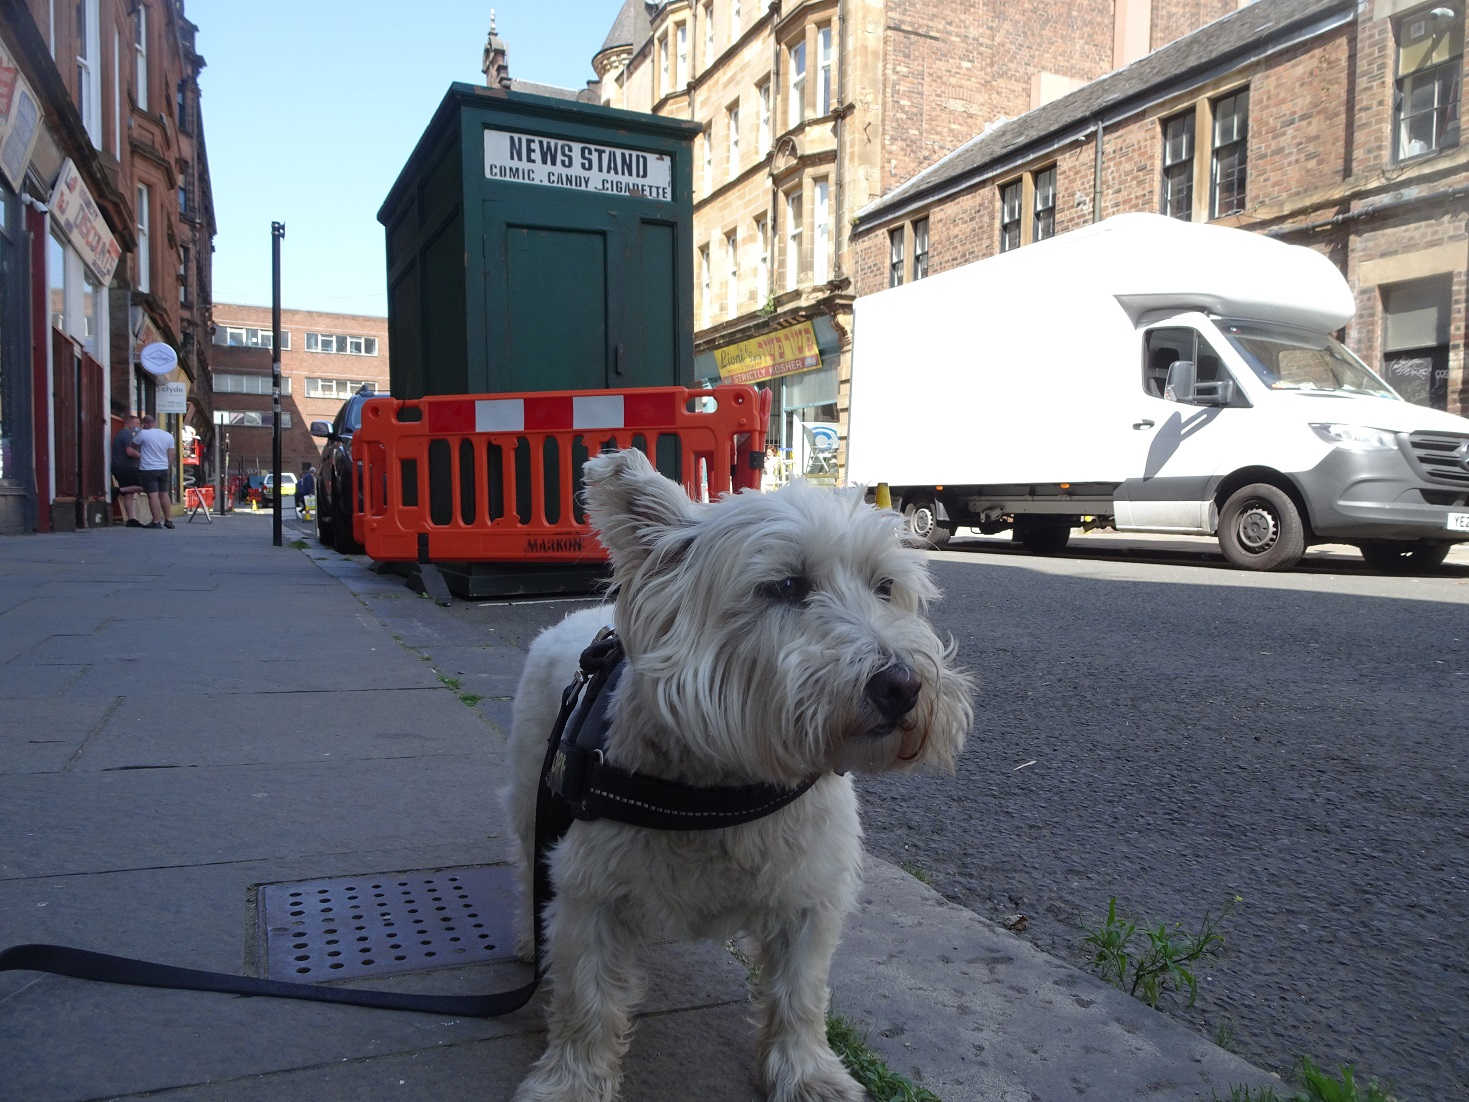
[134,414,177,529]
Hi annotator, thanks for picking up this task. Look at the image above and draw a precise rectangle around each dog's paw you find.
[766,1052,867,1102]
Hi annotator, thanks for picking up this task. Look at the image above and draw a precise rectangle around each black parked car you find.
[309,385,376,554]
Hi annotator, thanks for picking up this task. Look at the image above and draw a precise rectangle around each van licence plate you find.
[1449,513,1469,532]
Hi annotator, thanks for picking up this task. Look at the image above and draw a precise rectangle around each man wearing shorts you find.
[134,414,177,529]
[111,413,145,526]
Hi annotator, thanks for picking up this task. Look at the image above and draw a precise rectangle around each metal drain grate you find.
[259,865,519,982]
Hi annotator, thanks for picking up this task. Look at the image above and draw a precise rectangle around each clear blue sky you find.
[193,1,616,317]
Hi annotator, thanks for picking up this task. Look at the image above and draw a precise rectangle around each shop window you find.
[1161,110,1194,220]
[1381,276,1450,409]
[1394,2,1463,161]
[1210,88,1249,217]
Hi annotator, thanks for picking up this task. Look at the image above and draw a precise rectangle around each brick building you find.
[0,0,214,533]
[852,0,1468,430]
[574,0,1236,481]
[208,304,390,482]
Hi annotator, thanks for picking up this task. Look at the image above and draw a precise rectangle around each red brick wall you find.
[880,0,1116,191]
[1150,0,1236,52]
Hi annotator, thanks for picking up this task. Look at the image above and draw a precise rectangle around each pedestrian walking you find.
[110,413,145,527]
[296,464,316,520]
[134,414,177,529]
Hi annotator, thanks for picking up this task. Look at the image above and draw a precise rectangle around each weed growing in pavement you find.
[458,692,483,708]
[1083,895,1236,1009]
[825,1014,941,1102]
[437,674,461,691]
[289,539,307,550]
[900,862,933,885]
[1215,1057,1398,1102]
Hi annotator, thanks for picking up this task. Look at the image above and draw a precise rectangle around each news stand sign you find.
[484,129,673,202]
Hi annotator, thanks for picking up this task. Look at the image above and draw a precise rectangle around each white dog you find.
[504,448,974,1102]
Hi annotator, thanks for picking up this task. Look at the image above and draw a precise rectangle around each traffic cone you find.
[875,483,892,510]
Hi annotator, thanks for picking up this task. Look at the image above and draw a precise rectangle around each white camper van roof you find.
[949,213,1355,333]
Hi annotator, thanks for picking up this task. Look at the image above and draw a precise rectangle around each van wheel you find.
[1013,519,1071,555]
[1218,483,1304,571]
[903,498,952,548]
[1358,540,1451,573]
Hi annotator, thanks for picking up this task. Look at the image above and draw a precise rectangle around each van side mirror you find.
[309,420,333,439]
[1192,379,1235,406]
[1163,360,1196,402]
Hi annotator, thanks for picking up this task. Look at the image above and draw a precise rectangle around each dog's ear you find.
[582,448,696,571]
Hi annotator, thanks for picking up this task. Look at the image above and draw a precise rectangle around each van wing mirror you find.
[1192,379,1235,406]
[1163,360,1196,402]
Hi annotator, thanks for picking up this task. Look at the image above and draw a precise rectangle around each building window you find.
[304,377,375,399]
[912,217,929,280]
[999,180,1022,252]
[727,102,740,178]
[788,40,806,128]
[785,189,802,291]
[755,213,769,301]
[1161,110,1194,220]
[214,372,291,395]
[812,178,830,283]
[658,34,669,96]
[1381,276,1451,409]
[757,77,772,152]
[1032,165,1056,241]
[1394,2,1463,161]
[304,331,378,355]
[179,245,190,305]
[135,184,150,293]
[133,5,147,112]
[888,226,904,287]
[214,325,290,351]
[731,0,741,38]
[817,24,834,115]
[699,243,711,324]
[216,410,293,429]
[76,0,100,146]
[725,229,739,315]
[178,162,189,216]
[704,1,715,64]
[676,22,688,87]
[1210,88,1248,218]
[702,125,713,192]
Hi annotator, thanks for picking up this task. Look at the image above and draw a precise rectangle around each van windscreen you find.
[1221,322,1397,399]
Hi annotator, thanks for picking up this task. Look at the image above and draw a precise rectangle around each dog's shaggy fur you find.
[504,448,973,1102]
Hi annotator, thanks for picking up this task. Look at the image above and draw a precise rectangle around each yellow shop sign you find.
[714,322,820,385]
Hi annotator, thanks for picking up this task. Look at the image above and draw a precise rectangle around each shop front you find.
[697,315,842,488]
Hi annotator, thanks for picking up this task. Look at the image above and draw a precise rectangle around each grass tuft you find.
[826,1014,942,1102]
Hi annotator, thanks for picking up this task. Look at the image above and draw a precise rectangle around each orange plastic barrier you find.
[351,386,770,563]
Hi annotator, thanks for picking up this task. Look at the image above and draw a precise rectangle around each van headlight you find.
[1310,423,1399,451]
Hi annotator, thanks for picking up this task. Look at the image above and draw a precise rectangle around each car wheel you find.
[332,478,364,555]
[1013,518,1071,555]
[1358,540,1451,573]
[902,497,952,548]
[1218,483,1305,571]
[316,491,333,545]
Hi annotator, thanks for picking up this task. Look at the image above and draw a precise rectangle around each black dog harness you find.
[0,630,818,1017]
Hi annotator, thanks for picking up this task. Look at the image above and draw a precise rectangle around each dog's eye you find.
[874,578,894,601]
[760,575,812,605]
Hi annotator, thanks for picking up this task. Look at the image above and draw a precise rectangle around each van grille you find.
[1408,431,1469,487]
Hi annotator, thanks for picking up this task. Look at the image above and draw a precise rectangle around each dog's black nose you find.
[866,662,921,722]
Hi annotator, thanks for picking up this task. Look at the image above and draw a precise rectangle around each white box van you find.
[846,213,1469,571]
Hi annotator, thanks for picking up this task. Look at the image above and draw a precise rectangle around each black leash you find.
[0,630,817,1017]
